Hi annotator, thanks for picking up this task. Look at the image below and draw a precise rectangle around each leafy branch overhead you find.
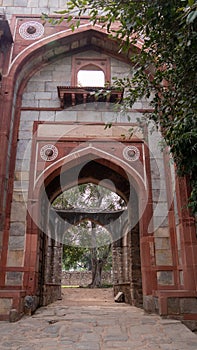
[52,0,197,213]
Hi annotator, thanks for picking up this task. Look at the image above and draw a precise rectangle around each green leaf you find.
[186,9,197,24]
[76,19,81,28]
[188,0,194,6]
[54,9,67,14]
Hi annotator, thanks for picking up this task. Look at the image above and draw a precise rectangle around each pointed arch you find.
[33,145,148,201]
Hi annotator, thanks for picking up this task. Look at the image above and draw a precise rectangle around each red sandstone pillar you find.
[176,176,197,291]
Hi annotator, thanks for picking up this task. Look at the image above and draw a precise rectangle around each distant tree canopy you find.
[52,183,125,286]
[52,183,126,211]
[49,0,197,213]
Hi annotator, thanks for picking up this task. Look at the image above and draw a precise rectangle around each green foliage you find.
[62,245,89,270]
[52,183,126,210]
[61,223,112,272]
[53,184,123,273]
[55,0,197,213]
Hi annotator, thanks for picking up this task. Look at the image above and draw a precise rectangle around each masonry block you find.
[14,0,28,6]
[0,298,12,315]
[157,271,174,285]
[155,249,172,266]
[180,298,197,314]
[6,272,23,286]
[7,250,24,267]
[10,201,26,222]
[143,295,158,313]
[10,222,25,237]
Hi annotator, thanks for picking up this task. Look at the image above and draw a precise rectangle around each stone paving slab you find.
[0,304,196,350]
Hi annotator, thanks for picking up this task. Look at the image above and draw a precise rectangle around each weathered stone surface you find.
[10,202,26,222]
[6,271,23,286]
[157,271,174,285]
[167,297,180,315]
[0,299,196,349]
[0,298,12,314]
[154,227,170,237]
[62,271,112,287]
[14,191,28,203]
[155,237,171,249]
[153,216,169,229]
[55,110,76,122]
[143,295,158,313]
[180,298,197,313]
[20,110,39,121]
[16,140,31,160]
[14,0,28,6]
[8,236,25,250]
[9,308,20,322]
[10,222,25,236]
[155,249,173,266]
[6,250,24,267]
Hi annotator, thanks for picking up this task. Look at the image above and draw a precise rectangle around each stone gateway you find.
[0,2,196,331]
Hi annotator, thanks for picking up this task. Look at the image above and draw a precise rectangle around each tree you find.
[89,222,112,288]
[62,244,89,271]
[51,0,197,213]
[52,183,125,286]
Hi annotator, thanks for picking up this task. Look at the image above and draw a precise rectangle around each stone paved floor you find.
[0,304,197,350]
[0,289,196,350]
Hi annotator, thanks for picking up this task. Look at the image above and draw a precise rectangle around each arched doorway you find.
[0,19,153,318]
[24,137,153,311]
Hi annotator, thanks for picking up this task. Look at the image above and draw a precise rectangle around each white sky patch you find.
[77,70,105,87]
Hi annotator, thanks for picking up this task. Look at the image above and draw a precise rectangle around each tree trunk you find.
[89,224,111,288]
[89,253,103,288]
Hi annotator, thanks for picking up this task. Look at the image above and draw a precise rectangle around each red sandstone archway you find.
[23,136,156,308]
[0,25,146,308]
[0,14,196,324]
[0,23,138,229]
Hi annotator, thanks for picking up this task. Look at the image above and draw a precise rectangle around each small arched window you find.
[77,65,105,87]
[72,57,110,86]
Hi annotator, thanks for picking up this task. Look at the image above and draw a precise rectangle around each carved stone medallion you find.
[40,145,58,162]
[123,146,140,162]
[19,21,44,40]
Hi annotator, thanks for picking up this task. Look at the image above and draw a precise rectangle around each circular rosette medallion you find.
[123,146,140,162]
[40,145,58,162]
[19,21,44,40]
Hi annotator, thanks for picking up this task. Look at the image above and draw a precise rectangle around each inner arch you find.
[37,155,142,307]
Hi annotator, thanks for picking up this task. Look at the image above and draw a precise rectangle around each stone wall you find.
[10,48,148,291]
[0,0,70,21]
[62,271,113,287]
[10,44,175,290]
[21,51,134,109]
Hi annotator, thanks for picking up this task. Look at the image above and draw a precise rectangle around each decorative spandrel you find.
[57,86,124,109]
